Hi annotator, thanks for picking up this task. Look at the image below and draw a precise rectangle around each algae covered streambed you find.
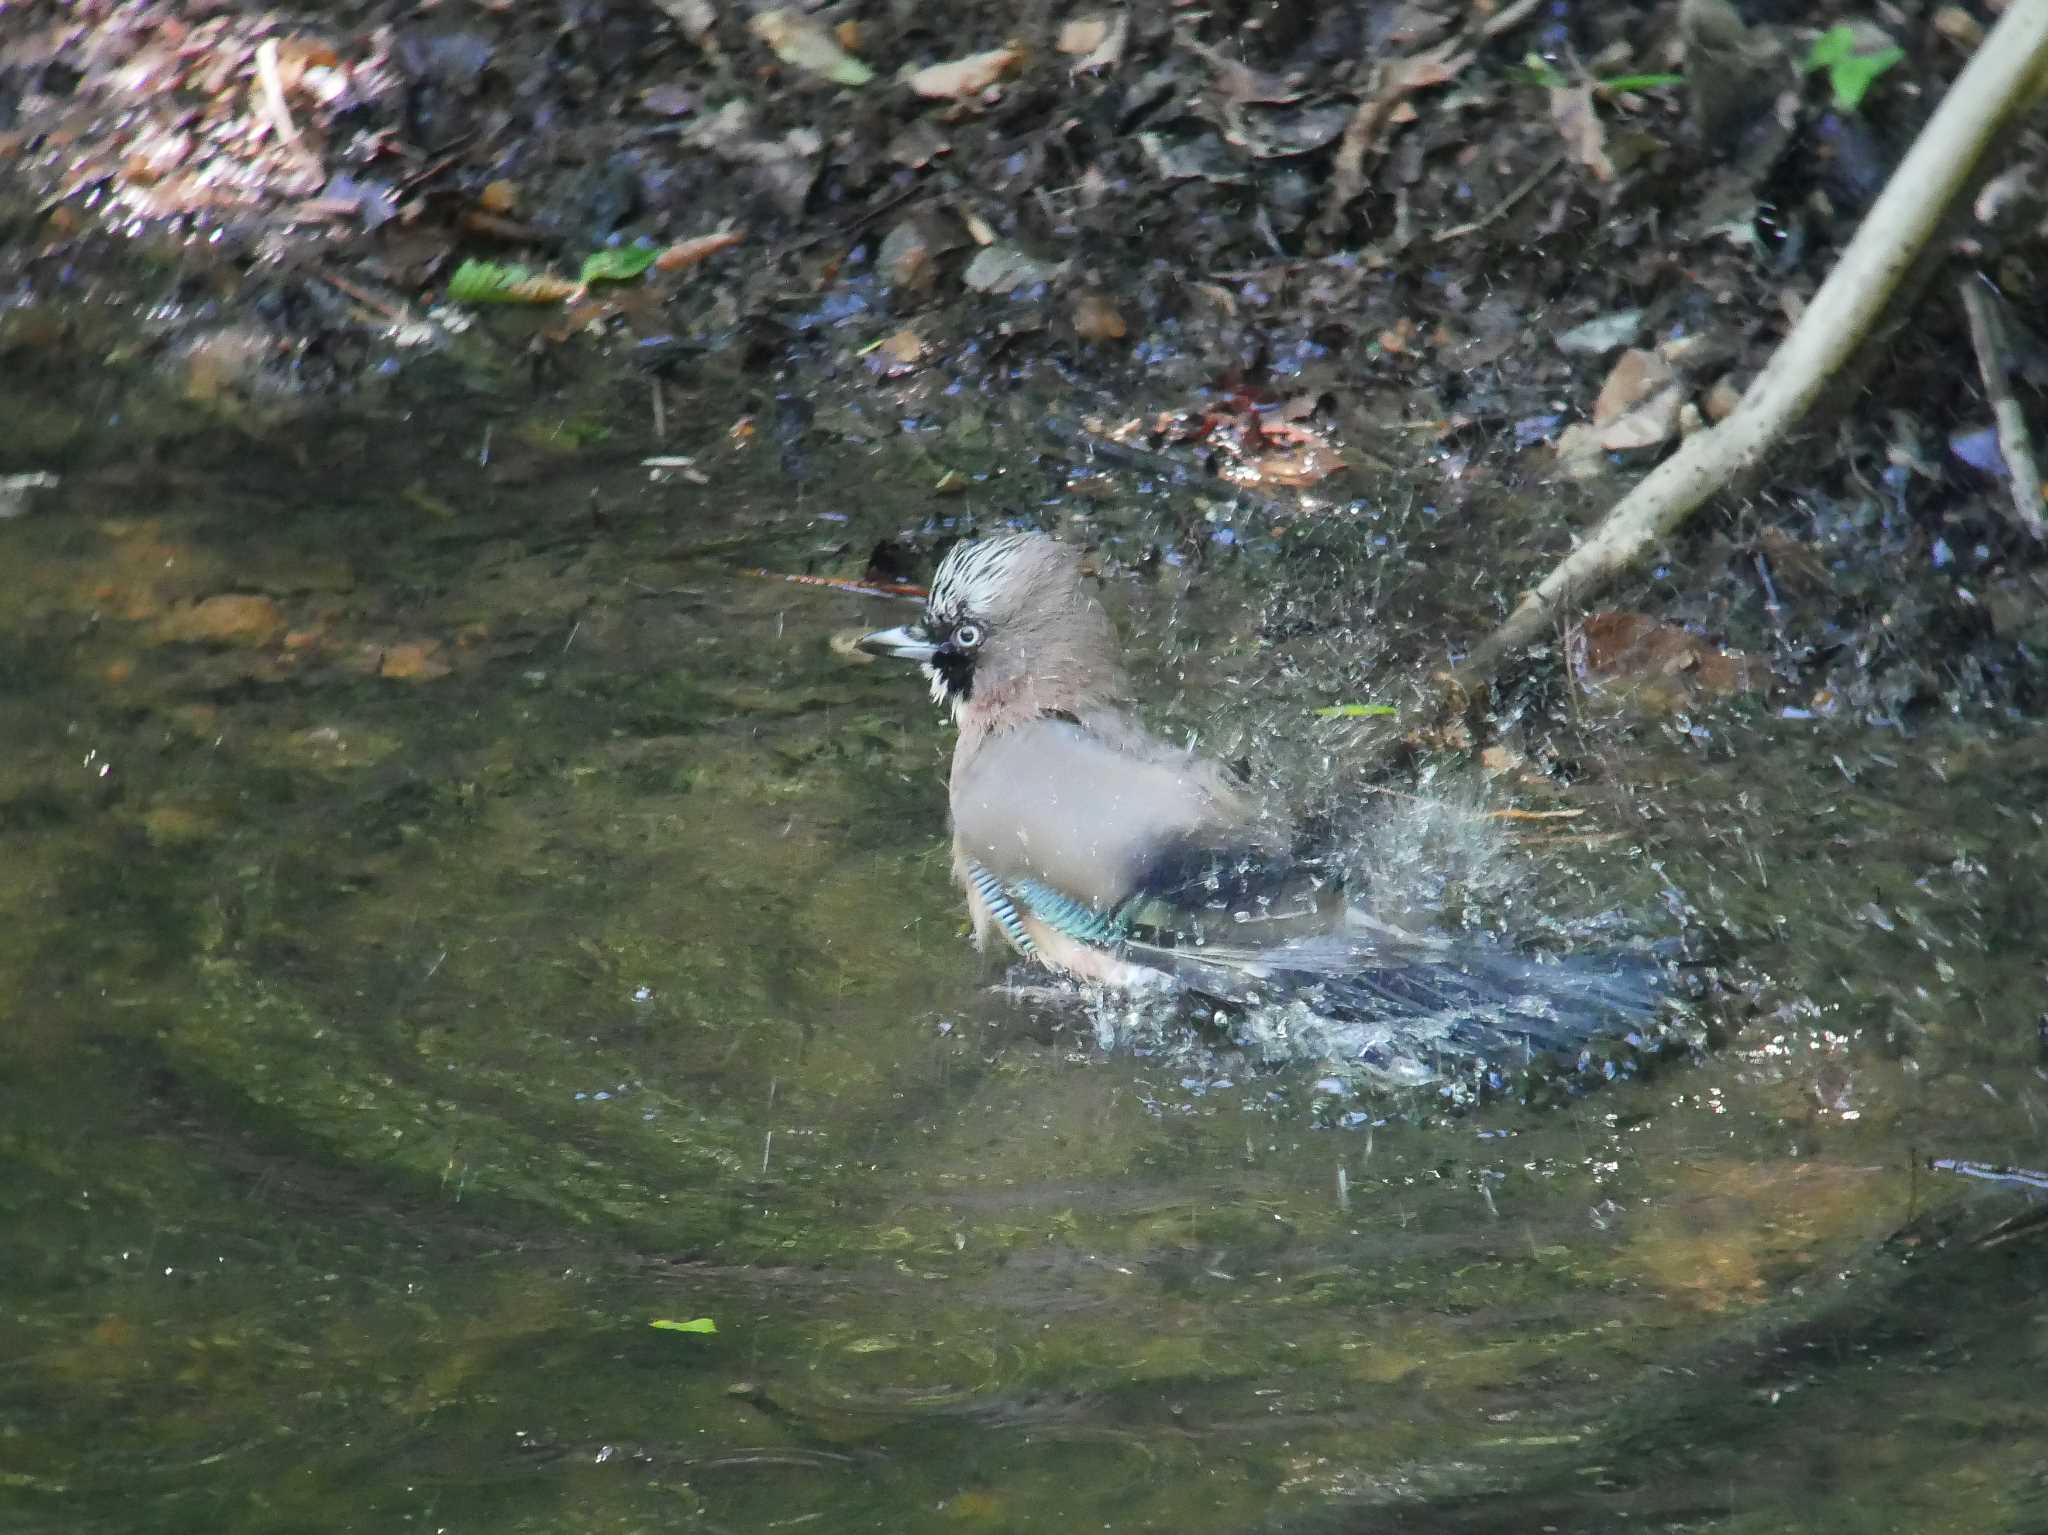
[2,346,2044,1535]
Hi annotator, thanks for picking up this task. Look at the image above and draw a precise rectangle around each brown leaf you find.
[1757,528,1831,592]
[1598,385,1683,451]
[1071,11,1127,73]
[653,230,745,271]
[1550,83,1614,183]
[904,44,1025,99]
[1193,41,1306,106]
[1072,293,1126,342]
[158,594,287,647]
[494,272,582,303]
[878,328,925,364]
[652,0,717,44]
[1240,447,1345,488]
[1221,424,1347,489]
[1569,611,1765,710]
[878,218,941,288]
[379,640,452,681]
[1704,374,1745,421]
[1592,349,1675,426]
[1057,16,1110,54]
[886,120,951,168]
[1319,41,1473,230]
[749,10,874,86]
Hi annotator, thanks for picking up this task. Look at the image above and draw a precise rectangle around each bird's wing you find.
[951,714,1335,945]
[951,718,1666,1048]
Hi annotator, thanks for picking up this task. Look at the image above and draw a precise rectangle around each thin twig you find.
[1957,274,2047,539]
[744,568,928,601]
[1480,0,1547,40]
[306,265,415,327]
[1433,152,1563,243]
[254,38,323,180]
[396,133,480,195]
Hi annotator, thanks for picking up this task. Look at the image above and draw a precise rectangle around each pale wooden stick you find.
[1957,275,2047,539]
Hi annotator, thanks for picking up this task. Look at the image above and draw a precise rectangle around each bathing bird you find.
[858,532,1662,1058]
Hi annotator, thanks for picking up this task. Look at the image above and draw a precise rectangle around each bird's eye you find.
[951,622,984,650]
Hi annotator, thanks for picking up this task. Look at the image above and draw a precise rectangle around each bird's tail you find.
[1315,942,1667,1056]
[1139,931,1670,1061]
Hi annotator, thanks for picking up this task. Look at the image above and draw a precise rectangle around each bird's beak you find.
[857,623,938,663]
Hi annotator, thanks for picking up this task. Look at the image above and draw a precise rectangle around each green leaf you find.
[1803,24,1858,72]
[1597,72,1685,94]
[1826,46,1903,111]
[1801,25,1903,112]
[446,259,577,304]
[650,1317,718,1334]
[1313,703,1398,719]
[580,245,660,285]
[448,260,531,302]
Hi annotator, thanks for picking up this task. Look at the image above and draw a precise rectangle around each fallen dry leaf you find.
[638,82,698,116]
[749,9,874,86]
[1319,40,1473,230]
[475,270,582,304]
[1569,610,1766,711]
[1072,293,1126,342]
[654,229,744,271]
[1072,11,1127,73]
[653,0,717,43]
[1550,83,1614,182]
[379,640,451,681]
[1057,15,1110,55]
[960,208,998,246]
[1234,447,1345,488]
[1598,385,1683,451]
[961,243,1060,293]
[158,594,287,647]
[887,120,950,168]
[1704,374,1745,421]
[904,44,1025,99]
[878,328,925,364]
[1756,528,1831,592]
[1194,41,1306,105]
[1218,422,1347,489]
[1592,348,1675,426]
[1553,421,1610,481]
[879,218,940,288]
[1932,4,1985,47]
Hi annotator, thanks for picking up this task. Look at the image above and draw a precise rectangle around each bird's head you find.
[859,532,1127,721]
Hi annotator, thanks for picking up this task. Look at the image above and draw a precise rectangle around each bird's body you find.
[860,533,1662,1058]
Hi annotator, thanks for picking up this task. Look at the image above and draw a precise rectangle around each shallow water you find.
[2,343,2044,1535]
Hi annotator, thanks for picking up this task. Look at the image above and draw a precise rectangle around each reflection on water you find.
[1,352,2043,1535]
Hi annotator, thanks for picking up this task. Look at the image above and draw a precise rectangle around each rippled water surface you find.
[2,349,2044,1534]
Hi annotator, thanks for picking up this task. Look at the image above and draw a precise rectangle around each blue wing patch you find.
[963,859,1037,956]
[963,861,1134,955]
[1010,879,1130,947]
